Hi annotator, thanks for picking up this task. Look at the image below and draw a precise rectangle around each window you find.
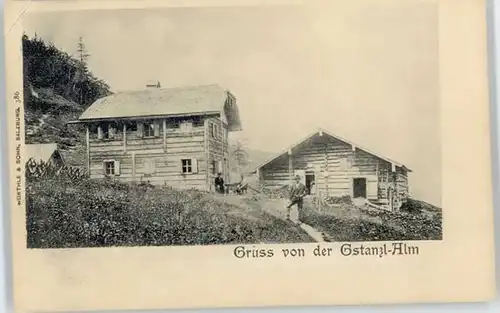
[180,121,193,133]
[182,159,192,174]
[98,123,115,139]
[212,160,217,174]
[210,123,220,138]
[144,122,155,137]
[168,120,180,128]
[103,160,120,176]
[104,160,115,176]
[137,122,160,137]
[181,159,198,174]
[210,124,216,138]
[127,122,138,132]
[193,117,204,127]
[102,125,109,139]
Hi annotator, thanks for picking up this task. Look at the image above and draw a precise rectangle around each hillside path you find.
[218,194,326,242]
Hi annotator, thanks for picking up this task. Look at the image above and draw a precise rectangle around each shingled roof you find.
[77,84,242,131]
[25,143,64,164]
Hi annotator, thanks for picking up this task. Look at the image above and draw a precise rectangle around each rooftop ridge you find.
[110,83,225,96]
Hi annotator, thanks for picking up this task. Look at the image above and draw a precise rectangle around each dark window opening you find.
[126,122,138,132]
[102,125,110,139]
[193,117,204,127]
[182,159,192,174]
[104,161,115,176]
[144,122,155,137]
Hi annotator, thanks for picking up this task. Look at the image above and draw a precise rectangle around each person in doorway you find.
[309,181,316,195]
[215,172,225,194]
[286,174,308,224]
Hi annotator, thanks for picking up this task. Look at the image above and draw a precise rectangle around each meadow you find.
[26,174,313,248]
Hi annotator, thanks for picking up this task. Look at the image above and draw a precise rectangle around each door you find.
[352,177,367,198]
[305,173,315,195]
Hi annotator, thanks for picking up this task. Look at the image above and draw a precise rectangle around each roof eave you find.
[74,111,222,123]
[403,166,413,173]
[250,128,412,174]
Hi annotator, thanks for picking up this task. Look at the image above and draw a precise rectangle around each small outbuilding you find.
[25,143,65,168]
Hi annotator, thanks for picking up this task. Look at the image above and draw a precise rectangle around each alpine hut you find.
[70,84,242,191]
[250,128,411,211]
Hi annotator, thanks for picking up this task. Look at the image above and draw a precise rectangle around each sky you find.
[22,1,441,206]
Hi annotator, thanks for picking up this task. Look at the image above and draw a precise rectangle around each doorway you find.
[305,173,315,195]
[352,177,367,198]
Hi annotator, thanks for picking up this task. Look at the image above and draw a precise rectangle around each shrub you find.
[258,185,289,199]
[302,201,442,242]
[400,198,441,214]
[324,195,353,205]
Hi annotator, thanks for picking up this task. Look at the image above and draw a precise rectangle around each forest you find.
[23,34,111,164]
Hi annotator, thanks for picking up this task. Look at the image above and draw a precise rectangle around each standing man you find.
[215,172,225,194]
[286,174,308,224]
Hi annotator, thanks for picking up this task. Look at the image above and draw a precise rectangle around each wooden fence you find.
[26,158,88,180]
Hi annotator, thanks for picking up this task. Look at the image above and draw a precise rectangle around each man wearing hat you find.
[215,172,225,194]
[286,174,308,224]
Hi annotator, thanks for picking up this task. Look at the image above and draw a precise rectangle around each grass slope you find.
[27,177,313,248]
[301,198,442,241]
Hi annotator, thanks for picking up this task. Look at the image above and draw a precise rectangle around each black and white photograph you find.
[21,2,443,249]
[5,0,497,311]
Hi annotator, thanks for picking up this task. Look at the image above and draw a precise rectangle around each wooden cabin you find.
[71,84,242,191]
[251,129,411,211]
[25,143,65,168]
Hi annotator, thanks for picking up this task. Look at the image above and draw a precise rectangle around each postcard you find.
[3,0,496,312]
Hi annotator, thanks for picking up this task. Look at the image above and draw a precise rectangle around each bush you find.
[400,198,441,214]
[302,202,442,242]
[324,195,353,205]
[258,185,289,199]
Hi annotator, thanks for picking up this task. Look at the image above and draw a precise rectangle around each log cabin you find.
[250,128,411,211]
[70,84,242,191]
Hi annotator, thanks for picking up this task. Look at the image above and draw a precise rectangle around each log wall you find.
[205,116,230,191]
[260,134,409,203]
[86,116,221,190]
